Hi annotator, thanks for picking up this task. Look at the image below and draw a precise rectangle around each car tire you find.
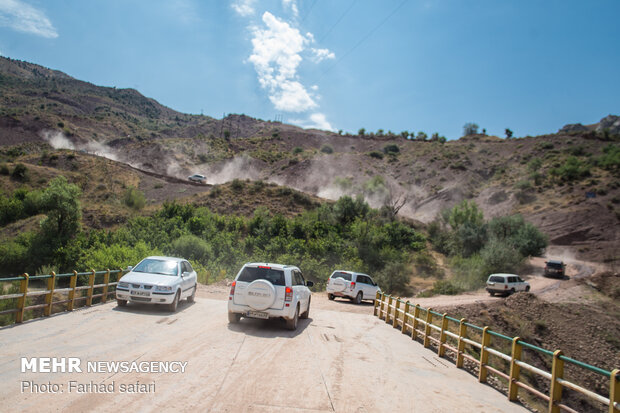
[300,297,310,319]
[328,293,335,301]
[354,291,362,305]
[187,284,197,302]
[168,291,180,312]
[117,299,127,307]
[489,292,495,297]
[525,285,530,292]
[228,312,241,323]
[510,288,516,295]
[286,305,299,331]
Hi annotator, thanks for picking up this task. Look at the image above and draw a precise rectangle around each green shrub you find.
[0,164,9,175]
[171,234,211,261]
[320,144,334,154]
[383,144,400,154]
[596,144,620,172]
[231,179,244,191]
[122,187,146,210]
[368,151,384,159]
[431,280,463,295]
[550,156,590,181]
[292,147,303,154]
[11,163,28,181]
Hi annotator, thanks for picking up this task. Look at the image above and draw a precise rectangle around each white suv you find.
[486,273,530,296]
[326,271,380,304]
[228,263,313,330]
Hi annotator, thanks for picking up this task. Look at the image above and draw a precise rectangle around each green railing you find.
[0,269,125,325]
[374,292,619,413]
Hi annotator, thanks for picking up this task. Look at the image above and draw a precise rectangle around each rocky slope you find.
[1,56,619,264]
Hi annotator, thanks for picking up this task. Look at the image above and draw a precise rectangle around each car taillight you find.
[229,281,236,299]
[285,286,293,301]
[504,285,507,289]
[258,265,271,269]
[350,282,356,291]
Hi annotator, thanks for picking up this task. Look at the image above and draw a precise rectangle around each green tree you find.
[505,128,513,138]
[463,123,479,136]
[40,176,82,247]
[358,128,365,136]
[416,131,428,141]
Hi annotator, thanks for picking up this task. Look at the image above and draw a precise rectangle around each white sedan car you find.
[116,256,198,312]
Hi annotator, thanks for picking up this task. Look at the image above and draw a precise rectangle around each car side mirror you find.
[182,271,189,277]
[127,266,133,271]
[306,281,314,287]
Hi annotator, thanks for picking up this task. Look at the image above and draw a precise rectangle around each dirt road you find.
[0,294,527,412]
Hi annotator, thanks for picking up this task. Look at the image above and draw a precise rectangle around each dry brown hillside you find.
[1,56,619,265]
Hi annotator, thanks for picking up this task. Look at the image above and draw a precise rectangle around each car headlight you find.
[155,285,173,291]
[118,282,129,288]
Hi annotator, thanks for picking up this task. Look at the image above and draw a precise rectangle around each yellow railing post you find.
[15,273,29,323]
[610,369,619,413]
[457,318,467,368]
[438,313,449,357]
[508,337,523,401]
[423,308,433,348]
[412,304,420,340]
[379,292,386,320]
[101,269,110,303]
[67,270,78,311]
[44,271,56,316]
[373,291,381,316]
[386,295,393,324]
[479,326,491,383]
[549,350,564,413]
[402,301,410,334]
[393,299,400,328]
[86,269,95,306]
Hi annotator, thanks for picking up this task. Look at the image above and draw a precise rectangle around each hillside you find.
[1,56,619,265]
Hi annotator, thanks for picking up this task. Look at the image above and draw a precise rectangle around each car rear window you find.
[331,272,352,281]
[237,267,285,286]
[547,262,563,269]
[489,276,504,283]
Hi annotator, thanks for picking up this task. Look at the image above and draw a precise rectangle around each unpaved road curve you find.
[0,295,527,412]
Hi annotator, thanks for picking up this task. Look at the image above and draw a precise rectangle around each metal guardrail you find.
[373,292,619,413]
[0,269,125,325]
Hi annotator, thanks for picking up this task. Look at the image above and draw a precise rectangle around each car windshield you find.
[332,272,352,281]
[237,266,285,286]
[133,259,178,276]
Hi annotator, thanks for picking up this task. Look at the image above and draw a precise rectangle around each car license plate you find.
[131,290,150,297]
[247,310,268,319]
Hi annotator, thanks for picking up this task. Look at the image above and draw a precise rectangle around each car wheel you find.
[286,305,299,331]
[354,291,363,305]
[510,288,516,295]
[300,297,310,319]
[228,312,241,323]
[168,291,180,312]
[489,292,495,297]
[187,284,197,302]
[525,285,530,292]
[117,299,127,307]
[328,293,335,301]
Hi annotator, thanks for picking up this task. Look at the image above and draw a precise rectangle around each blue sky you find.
[0,0,619,139]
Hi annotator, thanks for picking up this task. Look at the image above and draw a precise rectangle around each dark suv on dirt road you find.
[544,260,565,278]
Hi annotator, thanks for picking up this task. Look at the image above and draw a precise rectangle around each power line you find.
[301,0,318,23]
[318,0,358,44]
[319,0,409,80]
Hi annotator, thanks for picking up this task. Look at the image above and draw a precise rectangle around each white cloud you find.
[310,47,335,63]
[249,12,317,112]
[282,0,298,18]
[232,0,256,17]
[291,113,334,131]
[0,0,57,38]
